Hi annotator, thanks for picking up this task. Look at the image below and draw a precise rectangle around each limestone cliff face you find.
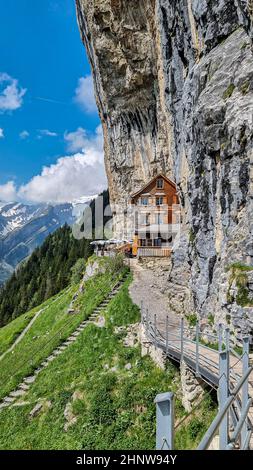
[76,0,253,343]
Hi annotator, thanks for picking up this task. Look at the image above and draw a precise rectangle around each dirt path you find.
[128,258,180,332]
[128,258,253,448]
[0,289,71,362]
[0,307,47,362]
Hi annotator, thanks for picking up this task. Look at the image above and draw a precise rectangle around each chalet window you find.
[156,178,164,189]
[155,213,163,225]
[139,213,150,225]
[156,196,163,206]
[154,238,162,247]
[140,239,146,247]
[141,197,148,206]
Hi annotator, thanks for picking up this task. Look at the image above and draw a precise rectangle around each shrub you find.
[71,258,85,284]
[223,83,235,100]
[106,254,125,275]
[240,80,250,95]
[90,391,116,425]
[188,418,205,440]
[186,313,198,327]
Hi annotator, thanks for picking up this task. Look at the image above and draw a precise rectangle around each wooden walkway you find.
[145,316,253,449]
[128,258,253,448]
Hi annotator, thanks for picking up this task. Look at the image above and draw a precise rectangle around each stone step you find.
[34,368,43,375]
[47,355,55,362]
[0,402,9,409]
[10,390,26,398]
[41,361,49,368]
[71,332,80,337]
[53,350,62,356]
[3,396,16,403]
[24,376,36,384]
[19,383,30,391]
[68,336,77,341]
[59,346,67,351]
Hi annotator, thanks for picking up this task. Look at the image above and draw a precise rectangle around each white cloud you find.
[0,181,17,202]
[64,127,92,153]
[39,129,58,137]
[74,76,97,114]
[0,73,26,113]
[0,128,4,138]
[18,125,106,204]
[19,130,29,140]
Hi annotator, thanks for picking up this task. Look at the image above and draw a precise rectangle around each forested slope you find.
[0,225,92,327]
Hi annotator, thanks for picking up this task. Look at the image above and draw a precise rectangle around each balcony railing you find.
[137,248,171,257]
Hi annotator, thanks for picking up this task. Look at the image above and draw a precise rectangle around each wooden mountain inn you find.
[130,174,180,257]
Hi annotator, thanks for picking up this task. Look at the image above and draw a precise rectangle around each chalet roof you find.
[130,173,177,199]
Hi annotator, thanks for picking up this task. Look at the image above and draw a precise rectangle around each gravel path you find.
[128,259,180,333]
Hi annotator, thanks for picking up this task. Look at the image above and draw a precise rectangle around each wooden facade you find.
[130,174,180,257]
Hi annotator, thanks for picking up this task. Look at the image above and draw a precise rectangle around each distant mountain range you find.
[0,200,91,286]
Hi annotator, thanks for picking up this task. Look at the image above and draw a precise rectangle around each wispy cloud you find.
[73,76,97,114]
[19,130,29,140]
[0,73,26,113]
[35,96,68,105]
[39,129,58,137]
[64,127,90,153]
[0,128,4,139]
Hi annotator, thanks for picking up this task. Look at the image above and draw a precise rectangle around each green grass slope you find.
[0,259,216,450]
[0,293,69,358]
[0,304,41,357]
[0,264,124,401]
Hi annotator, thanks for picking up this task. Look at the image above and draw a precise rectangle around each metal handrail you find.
[144,306,253,450]
[197,366,253,450]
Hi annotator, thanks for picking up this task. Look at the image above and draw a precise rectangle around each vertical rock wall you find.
[76,0,253,342]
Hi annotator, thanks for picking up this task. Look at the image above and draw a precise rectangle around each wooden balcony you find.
[137,247,171,257]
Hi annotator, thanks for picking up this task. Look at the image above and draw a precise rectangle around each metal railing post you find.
[196,320,200,376]
[218,323,223,353]
[166,315,169,354]
[154,392,175,450]
[225,328,230,352]
[140,300,144,324]
[180,316,184,362]
[242,336,249,448]
[219,350,229,449]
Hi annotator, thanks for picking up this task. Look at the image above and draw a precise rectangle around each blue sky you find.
[0,0,106,204]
